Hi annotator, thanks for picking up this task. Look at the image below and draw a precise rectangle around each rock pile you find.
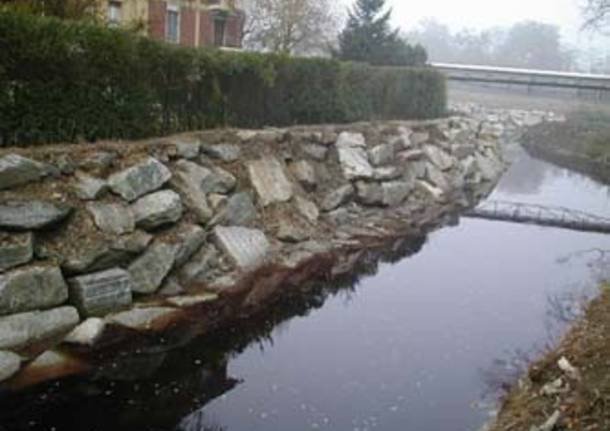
[0,114,509,384]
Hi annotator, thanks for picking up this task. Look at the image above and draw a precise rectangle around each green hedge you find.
[0,10,446,146]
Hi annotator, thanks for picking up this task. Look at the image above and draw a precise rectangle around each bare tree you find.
[583,0,610,31]
[241,0,340,55]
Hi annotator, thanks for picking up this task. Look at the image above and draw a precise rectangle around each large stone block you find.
[213,226,270,270]
[335,132,374,181]
[87,202,135,235]
[128,242,177,294]
[170,160,213,224]
[247,157,293,206]
[368,143,396,166]
[0,232,33,272]
[0,200,72,231]
[0,266,68,316]
[62,231,152,275]
[108,157,172,202]
[0,154,47,191]
[68,268,133,317]
[0,306,80,351]
[131,190,183,230]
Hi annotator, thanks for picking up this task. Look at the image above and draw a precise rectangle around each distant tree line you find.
[407,19,577,72]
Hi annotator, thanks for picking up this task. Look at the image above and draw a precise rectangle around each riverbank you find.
[520,110,610,184]
[0,116,511,390]
[489,285,610,431]
[486,110,610,431]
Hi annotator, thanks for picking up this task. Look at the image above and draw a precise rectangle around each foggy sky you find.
[340,0,604,49]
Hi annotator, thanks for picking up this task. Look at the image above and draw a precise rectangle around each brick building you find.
[105,0,245,48]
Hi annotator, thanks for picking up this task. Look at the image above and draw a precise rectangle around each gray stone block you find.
[131,190,183,230]
[213,226,270,270]
[87,202,135,235]
[68,268,133,317]
[108,157,171,202]
[0,154,47,191]
[0,266,68,316]
[128,243,177,294]
[0,306,80,351]
[0,200,72,231]
[247,157,293,206]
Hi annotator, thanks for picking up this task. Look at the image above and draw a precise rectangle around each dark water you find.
[2,152,610,431]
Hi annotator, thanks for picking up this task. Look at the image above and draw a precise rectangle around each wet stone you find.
[68,268,133,317]
[63,318,106,346]
[107,307,178,331]
[131,190,183,230]
[0,200,72,231]
[0,350,20,382]
[74,172,108,200]
[0,266,68,316]
[87,202,135,235]
[321,184,354,212]
[0,232,33,272]
[201,144,241,162]
[0,306,80,351]
[247,157,293,206]
[108,157,172,202]
[213,226,270,271]
[170,160,213,224]
[128,242,177,294]
[0,154,48,191]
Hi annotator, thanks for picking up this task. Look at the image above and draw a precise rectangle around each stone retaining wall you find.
[0,117,507,386]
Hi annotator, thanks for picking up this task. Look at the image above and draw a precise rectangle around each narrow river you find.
[2,151,610,431]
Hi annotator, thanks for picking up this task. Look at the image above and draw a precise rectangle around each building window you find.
[214,18,226,46]
[166,8,180,44]
[108,1,122,26]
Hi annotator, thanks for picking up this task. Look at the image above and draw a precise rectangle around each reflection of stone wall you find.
[0,117,506,386]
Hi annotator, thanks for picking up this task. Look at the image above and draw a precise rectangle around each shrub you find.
[0,10,446,147]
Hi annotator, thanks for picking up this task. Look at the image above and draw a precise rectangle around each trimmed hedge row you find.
[0,10,447,146]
